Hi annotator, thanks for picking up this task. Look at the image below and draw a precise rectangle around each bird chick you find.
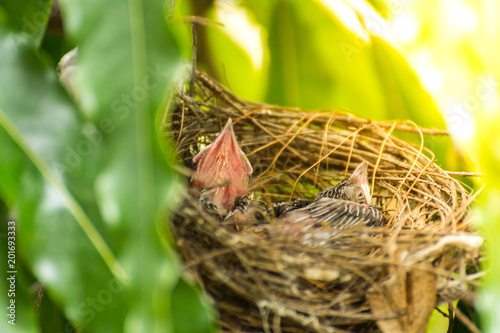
[277,162,383,229]
[223,196,270,230]
[316,160,371,204]
[270,198,311,218]
[191,119,253,217]
[270,162,371,218]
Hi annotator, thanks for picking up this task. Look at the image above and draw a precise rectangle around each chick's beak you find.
[191,119,253,211]
[350,161,371,204]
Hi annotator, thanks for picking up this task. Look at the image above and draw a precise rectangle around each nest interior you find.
[169,70,482,333]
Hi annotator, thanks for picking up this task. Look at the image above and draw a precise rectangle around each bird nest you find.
[168,70,482,333]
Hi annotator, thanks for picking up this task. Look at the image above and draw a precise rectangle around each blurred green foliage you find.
[182,0,470,175]
[0,0,50,47]
[0,0,212,332]
[0,0,496,332]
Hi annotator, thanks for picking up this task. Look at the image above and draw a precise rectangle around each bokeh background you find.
[0,0,498,332]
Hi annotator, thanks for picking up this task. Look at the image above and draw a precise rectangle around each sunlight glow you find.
[479,74,500,116]
[215,0,264,70]
[390,13,420,43]
[320,0,398,46]
[443,103,475,143]
[36,260,59,283]
[41,184,66,211]
[385,0,495,160]
[420,68,444,94]
[319,0,370,43]
[441,0,478,36]
[96,173,121,226]
[346,0,394,44]
[409,51,444,94]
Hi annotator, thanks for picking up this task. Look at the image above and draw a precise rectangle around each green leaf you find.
[370,38,458,168]
[58,0,213,331]
[204,6,268,101]
[0,0,51,47]
[171,279,216,333]
[0,25,129,331]
[366,0,388,18]
[0,0,213,326]
[264,0,389,116]
[0,200,39,333]
[61,0,182,118]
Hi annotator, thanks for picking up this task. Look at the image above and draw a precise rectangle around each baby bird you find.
[315,161,371,204]
[190,119,253,218]
[277,162,383,229]
[223,196,271,228]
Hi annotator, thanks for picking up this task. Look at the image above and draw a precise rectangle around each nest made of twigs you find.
[168,70,482,333]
